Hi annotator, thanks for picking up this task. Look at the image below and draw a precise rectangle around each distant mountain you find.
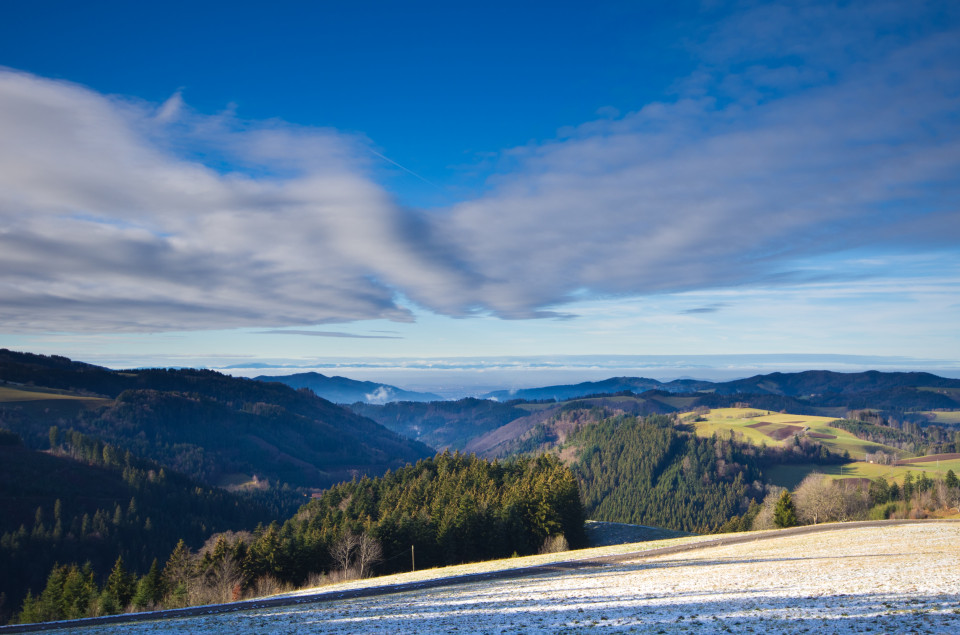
[481,371,960,407]
[255,371,441,404]
[0,349,433,489]
[482,376,712,401]
[710,370,960,396]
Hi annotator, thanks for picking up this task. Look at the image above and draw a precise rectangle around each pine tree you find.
[946,469,959,489]
[162,539,193,608]
[773,490,798,528]
[101,556,135,612]
[132,559,163,610]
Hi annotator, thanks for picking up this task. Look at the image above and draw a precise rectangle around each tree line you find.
[720,469,960,531]
[8,451,586,625]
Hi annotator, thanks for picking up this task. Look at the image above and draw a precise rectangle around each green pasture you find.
[514,402,555,412]
[917,386,960,399]
[829,457,960,483]
[0,385,106,403]
[765,455,959,488]
[922,411,960,424]
[647,394,698,409]
[764,463,824,489]
[690,407,907,459]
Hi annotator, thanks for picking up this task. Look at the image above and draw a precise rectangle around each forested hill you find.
[0,428,275,624]
[255,372,441,404]
[0,349,433,489]
[483,377,712,401]
[709,370,960,396]
[481,370,960,411]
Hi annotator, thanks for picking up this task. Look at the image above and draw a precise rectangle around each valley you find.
[3,348,960,628]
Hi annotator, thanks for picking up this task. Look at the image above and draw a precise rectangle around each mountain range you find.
[254,371,441,404]
[482,370,960,401]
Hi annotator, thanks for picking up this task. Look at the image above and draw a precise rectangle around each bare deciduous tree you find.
[356,533,383,579]
[330,531,359,574]
[793,473,843,524]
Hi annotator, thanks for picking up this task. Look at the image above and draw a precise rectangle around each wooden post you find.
[411,544,415,572]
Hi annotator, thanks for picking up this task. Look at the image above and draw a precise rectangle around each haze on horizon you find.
[0,1,958,373]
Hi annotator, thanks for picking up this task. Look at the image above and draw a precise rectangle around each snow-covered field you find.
[43,522,960,634]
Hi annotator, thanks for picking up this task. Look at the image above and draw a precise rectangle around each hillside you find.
[0,429,275,623]
[0,350,433,490]
[463,395,677,458]
[483,376,712,401]
[254,372,441,404]
[479,370,960,413]
[28,522,960,634]
[350,398,529,450]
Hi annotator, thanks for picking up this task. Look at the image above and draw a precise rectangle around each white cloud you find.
[427,3,960,317]
[0,1,957,334]
[0,68,464,332]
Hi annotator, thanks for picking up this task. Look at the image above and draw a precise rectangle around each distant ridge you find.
[482,376,713,401]
[483,370,960,402]
[255,371,442,404]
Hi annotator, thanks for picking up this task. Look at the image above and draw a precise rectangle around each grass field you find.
[922,411,960,424]
[0,385,106,403]
[766,454,960,487]
[690,407,908,459]
[647,394,698,409]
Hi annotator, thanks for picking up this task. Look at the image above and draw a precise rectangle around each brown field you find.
[746,421,804,441]
[896,453,960,465]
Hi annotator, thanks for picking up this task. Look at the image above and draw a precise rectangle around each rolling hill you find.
[0,349,433,490]
[254,372,441,404]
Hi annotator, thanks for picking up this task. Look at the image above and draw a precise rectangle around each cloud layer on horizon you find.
[1,0,958,333]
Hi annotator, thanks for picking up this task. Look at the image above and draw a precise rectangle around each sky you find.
[0,0,958,390]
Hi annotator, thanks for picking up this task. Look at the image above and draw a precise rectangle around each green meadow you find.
[0,385,107,403]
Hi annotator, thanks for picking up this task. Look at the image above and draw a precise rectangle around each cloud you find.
[427,1,960,317]
[0,1,958,333]
[257,330,402,339]
[0,67,469,332]
[364,386,395,404]
[681,304,728,315]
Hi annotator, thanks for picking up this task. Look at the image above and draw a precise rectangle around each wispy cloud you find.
[0,67,469,332]
[433,2,960,318]
[256,330,402,339]
[681,303,729,315]
[0,1,957,333]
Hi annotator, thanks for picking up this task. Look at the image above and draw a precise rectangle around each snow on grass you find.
[44,522,960,634]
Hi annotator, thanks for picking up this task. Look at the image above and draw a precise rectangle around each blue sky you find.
[0,0,958,387]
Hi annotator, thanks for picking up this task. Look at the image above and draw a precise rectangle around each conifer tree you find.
[132,559,163,610]
[773,490,798,528]
[102,556,135,612]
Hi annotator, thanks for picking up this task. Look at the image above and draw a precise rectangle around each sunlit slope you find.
[0,385,107,403]
[690,407,907,458]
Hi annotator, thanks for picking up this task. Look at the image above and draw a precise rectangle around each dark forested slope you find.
[0,428,275,622]
[0,349,433,489]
